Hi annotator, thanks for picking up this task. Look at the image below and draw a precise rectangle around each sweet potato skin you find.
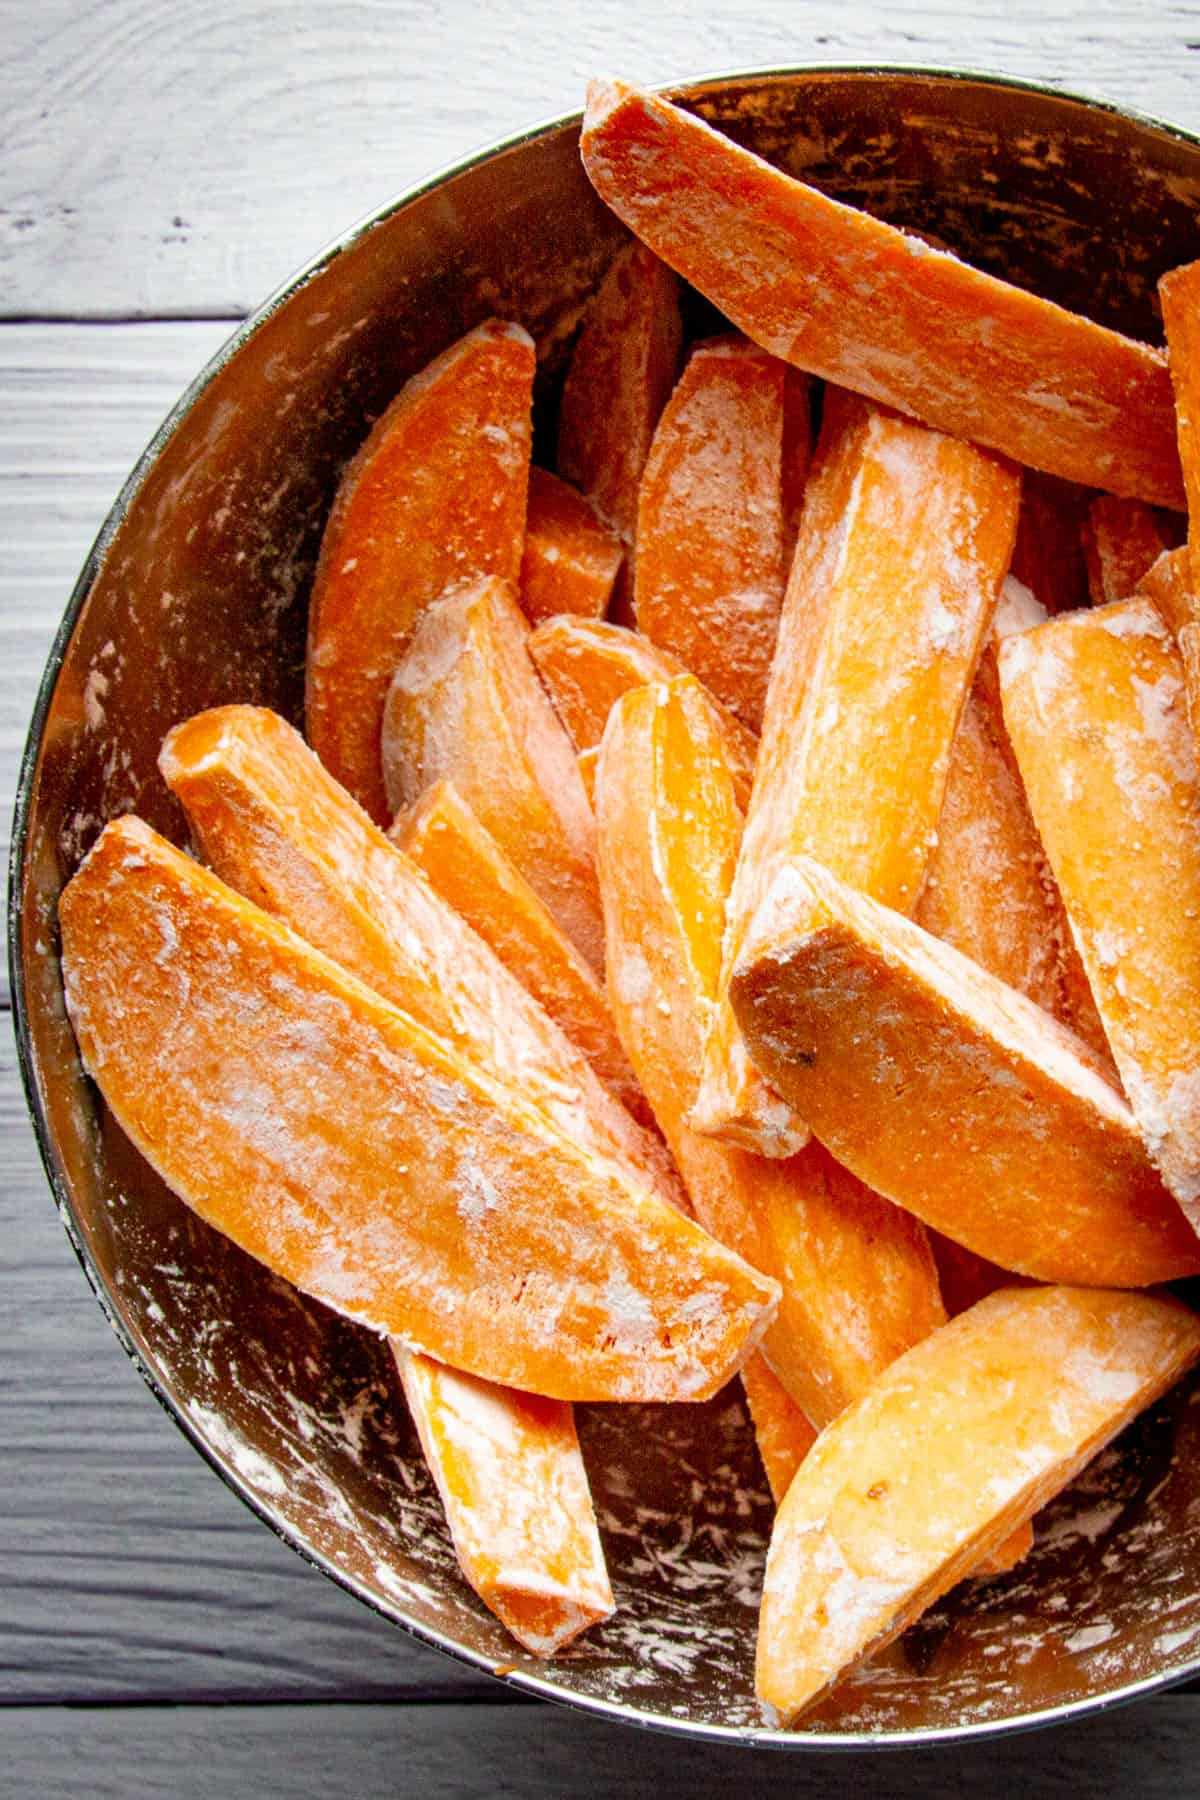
[61,818,779,1402]
[757,1286,1200,1725]
[582,81,1184,507]
[306,319,535,822]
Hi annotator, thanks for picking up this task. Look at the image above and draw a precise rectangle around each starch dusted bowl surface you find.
[13,68,1200,1745]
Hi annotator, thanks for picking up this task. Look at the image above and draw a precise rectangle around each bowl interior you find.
[15,68,1200,1744]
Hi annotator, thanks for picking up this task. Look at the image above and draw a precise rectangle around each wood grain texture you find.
[7,1696,1200,1797]
[0,319,231,948]
[3,0,1200,320]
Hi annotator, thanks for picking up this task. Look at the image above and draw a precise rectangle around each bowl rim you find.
[10,61,1200,1750]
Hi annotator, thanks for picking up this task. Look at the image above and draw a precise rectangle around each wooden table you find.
[5,4,1200,1792]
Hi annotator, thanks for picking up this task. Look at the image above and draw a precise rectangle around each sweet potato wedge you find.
[740,1354,816,1507]
[557,240,683,547]
[634,335,786,729]
[780,367,813,562]
[396,1347,613,1655]
[581,81,1184,507]
[61,818,778,1401]
[391,778,648,1131]
[306,319,535,822]
[1082,495,1180,607]
[519,467,623,625]
[756,1286,1200,1725]
[160,705,670,1199]
[528,615,757,806]
[1159,257,1200,583]
[596,678,945,1429]
[577,746,599,806]
[1139,546,1200,744]
[730,854,1200,1286]
[380,577,603,971]
[695,391,1020,1155]
[1000,598,1200,1230]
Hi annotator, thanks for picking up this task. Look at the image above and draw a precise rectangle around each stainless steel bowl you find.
[13,67,1200,1747]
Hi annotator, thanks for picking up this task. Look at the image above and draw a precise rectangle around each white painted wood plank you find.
[4,0,1200,320]
[0,320,230,904]
[8,1695,1200,1797]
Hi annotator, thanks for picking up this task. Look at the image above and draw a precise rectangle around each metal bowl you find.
[12,67,1200,1747]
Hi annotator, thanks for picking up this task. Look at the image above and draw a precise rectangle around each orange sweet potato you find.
[577,746,599,806]
[756,1287,1200,1726]
[306,319,535,822]
[1159,257,1200,584]
[1139,546,1200,744]
[380,577,603,971]
[695,391,1020,1156]
[596,678,945,1429]
[740,1354,816,1507]
[62,819,779,1400]
[160,705,671,1200]
[391,778,649,1132]
[581,81,1184,507]
[557,240,683,547]
[730,854,1200,1286]
[396,1348,613,1655]
[634,335,786,730]
[519,467,623,625]
[1000,598,1200,1231]
[528,616,757,806]
[1082,494,1180,606]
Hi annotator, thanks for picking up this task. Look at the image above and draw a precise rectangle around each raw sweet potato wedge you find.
[1082,494,1180,607]
[61,818,779,1401]
[528,615,757,806]
[160,705,670,1201]
[396,1347,613,1655]
[780,367,813,562]
[557,239,683,547]
[519,467,624,625]
[596,678,945,1430]
[740,1353,816,1507]
[380,577,604,971]
[695,391,1020,1155]
[1159,256,1200,583]
[756,1286,1200,1726]
[1138,545,1200,743]
[1000,598,1200,1230]
[634,335,786,730]
[916,586,1112,1077]
[306,319,535,822]
[730,854,1200,1286]
[391,778,649,1131]
[581,81,1184,506]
